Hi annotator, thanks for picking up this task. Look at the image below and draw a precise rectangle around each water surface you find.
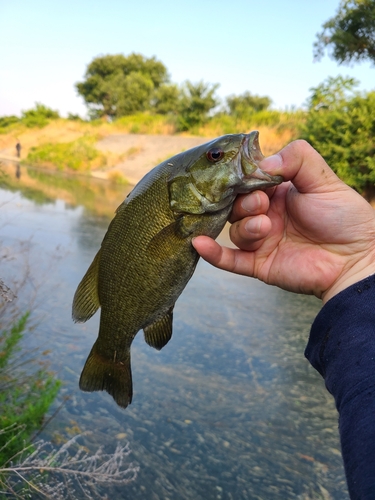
[0,163,348,499]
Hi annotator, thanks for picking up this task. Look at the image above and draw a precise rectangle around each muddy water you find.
[0,163,348,499]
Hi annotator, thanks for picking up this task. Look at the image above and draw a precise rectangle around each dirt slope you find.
[94,134,213,185]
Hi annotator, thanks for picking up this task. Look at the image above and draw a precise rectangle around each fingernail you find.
[260,154,282,173]
[241,192,260,212]
[245,217,261,234]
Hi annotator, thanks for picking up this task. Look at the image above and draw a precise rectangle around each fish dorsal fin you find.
[72,250,101,323]
[143,306,174,350]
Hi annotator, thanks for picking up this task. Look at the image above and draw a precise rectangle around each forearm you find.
[305,275,375,499]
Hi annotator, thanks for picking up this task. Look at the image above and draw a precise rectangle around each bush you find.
[21,103,60,128]
[0,115,20,129]
[301,77,375,196]
[25,136,106,171]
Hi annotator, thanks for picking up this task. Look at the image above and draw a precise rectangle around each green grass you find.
[25,136,107,172]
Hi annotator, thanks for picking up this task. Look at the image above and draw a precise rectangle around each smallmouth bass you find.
[72,131,283,409]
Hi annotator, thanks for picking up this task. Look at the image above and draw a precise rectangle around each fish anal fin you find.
[72,250,101,323]
[79,342,133,409]
[144,306,174,350]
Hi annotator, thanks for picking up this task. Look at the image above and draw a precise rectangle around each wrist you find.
[322,252,375,304]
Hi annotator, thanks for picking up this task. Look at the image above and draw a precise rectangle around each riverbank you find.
[0,120,295,185]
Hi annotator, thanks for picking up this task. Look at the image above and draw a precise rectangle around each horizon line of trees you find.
[74,52,275,130]
[0,0,374,197]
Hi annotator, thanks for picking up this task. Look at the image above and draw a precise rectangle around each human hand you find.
[193,140,375,303]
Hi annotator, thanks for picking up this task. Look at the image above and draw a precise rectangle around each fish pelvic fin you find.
[143,306,174,350]
[79,342,133,409]
[72,250,101,323]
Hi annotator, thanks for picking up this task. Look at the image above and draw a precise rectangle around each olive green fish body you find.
[72,132,283,408]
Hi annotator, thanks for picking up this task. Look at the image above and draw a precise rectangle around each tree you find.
[305,75,359,110]
[177,80,219,131]
[152,83,180,114]
[76,53,169,119]
[301,76,375,198]
[226,91,272,118]
[314,0,375,65]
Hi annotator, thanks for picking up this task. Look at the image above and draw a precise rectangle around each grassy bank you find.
[0,112,303,175]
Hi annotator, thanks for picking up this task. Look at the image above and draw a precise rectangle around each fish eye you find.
[206,148,225,163]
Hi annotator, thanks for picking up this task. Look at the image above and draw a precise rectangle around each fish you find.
[72,131,283,409]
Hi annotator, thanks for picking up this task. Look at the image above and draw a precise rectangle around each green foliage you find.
[21,103,60,128]
[306,75,359,110]
[302,76,375,194]
[226,91,272,119]
[26,136,106,171]
[0,115,20,130]
[152,83,180,114]
[314,0,375,64]
[176,80,219,131]
[0,313,60,466]
[76,53,169,119]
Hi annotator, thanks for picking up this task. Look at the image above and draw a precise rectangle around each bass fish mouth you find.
[238,132,283,191]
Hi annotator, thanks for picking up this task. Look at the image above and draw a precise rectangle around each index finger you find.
[229,190,270,223]
[192,236,256,276]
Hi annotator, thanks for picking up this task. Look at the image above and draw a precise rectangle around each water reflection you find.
[0,164,348,499]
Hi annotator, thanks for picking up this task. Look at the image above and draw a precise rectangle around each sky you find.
[0,0,374,119]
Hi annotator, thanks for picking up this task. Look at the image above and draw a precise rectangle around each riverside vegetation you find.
[0,73,374,200]
[0,249,138,498]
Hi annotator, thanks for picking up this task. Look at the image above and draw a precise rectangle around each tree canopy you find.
[314,0,375,65]
[76,53,169,119]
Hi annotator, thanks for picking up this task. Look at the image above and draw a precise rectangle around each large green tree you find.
[314,0,375,64]
[76,53,170,119]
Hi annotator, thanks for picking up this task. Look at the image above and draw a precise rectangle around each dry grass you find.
[255,126,296,156]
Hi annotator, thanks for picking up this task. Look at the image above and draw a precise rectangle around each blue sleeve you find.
[305,274,375,500]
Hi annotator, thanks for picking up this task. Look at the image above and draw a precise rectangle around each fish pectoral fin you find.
[72,249,101,323]
[143,306,174,350]
[148,215,202,255]
[79,341,133,409]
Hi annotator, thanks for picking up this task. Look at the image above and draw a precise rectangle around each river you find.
[0,162,348,499]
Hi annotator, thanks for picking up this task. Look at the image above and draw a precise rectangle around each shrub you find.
[0,115,20,129]
[21,103,60,128]
[25,136,106,171]
[301,77,375,196]
[0,312,60,466]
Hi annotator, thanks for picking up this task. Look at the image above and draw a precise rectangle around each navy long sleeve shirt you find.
[305,275,375,499]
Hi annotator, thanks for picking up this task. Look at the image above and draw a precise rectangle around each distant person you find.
[193,140,375,499]
[15,141,21,158]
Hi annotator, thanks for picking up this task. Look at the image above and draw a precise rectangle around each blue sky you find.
[0,0,374,118]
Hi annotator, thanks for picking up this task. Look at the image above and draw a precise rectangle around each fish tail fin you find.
[79,342,133,409]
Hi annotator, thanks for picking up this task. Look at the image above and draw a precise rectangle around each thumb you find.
[259,140,343,194]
